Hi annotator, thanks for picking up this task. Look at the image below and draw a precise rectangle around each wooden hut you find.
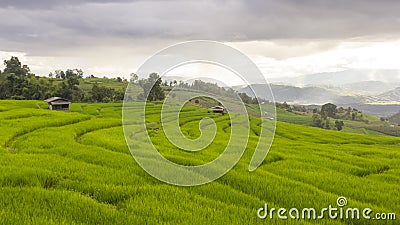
[44,97,71,111]
[210,106,225,114]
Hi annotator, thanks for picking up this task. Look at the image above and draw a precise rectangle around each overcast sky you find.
[1,0,400,85]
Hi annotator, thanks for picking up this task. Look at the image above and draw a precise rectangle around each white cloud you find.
[2,39,400,84]
[234,40,400,81]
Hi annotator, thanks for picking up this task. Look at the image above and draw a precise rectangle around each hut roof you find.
[44,97,71,105]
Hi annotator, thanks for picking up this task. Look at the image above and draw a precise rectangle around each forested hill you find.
[0,56,129,102]
[0,56,261,105]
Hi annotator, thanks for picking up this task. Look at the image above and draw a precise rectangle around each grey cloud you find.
[0,0,139,9]
[0,0,400,54]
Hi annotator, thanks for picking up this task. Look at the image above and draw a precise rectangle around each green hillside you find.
[275,105,400,137]
[389,112,400,125]
[0,100,399,224]
[238,84,365,105]
[78,77,128,92]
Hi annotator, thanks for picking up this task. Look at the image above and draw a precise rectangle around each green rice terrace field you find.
[0,100,399,224]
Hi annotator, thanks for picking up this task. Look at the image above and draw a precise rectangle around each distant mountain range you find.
[270,69,400,87]
[165,69,400,117]
[337,81,399,95]
[376,87,400,102]
[238,84,365,105]
[236,70,400,116]
[235,75,400,117]
[236,83,400,117]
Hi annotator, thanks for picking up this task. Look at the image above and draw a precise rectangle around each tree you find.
[91,83,102,102]
[352,112,356,120]
[130,73,138,84]
[312,114,323,128]
[238,92,252,104]
[52,69,83,101]
[56,82,72,100]
[138,73,165,101]
[3,56,31,77]
[321,103,337,119]
[65,69,83,79]
[275,102,292,111]
[67,73,79,88]
[335,120,344,131]
[2,57,32,99]
[90,83,124,102]
[325,118,331,129]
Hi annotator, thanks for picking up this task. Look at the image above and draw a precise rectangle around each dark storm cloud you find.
[0,0,399,53]
[0,0,136,9]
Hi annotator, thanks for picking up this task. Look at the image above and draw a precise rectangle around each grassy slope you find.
[0,100,399,224]
[277,108,400,136]
[78,78,128,92]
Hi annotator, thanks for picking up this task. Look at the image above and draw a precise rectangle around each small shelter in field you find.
[210,106,225,114]
[44,97,71,111]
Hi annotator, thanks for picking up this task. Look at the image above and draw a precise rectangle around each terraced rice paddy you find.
[0,100,399,224]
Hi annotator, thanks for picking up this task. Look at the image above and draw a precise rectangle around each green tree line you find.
[0,56,263,104]
[0,56,126,102]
